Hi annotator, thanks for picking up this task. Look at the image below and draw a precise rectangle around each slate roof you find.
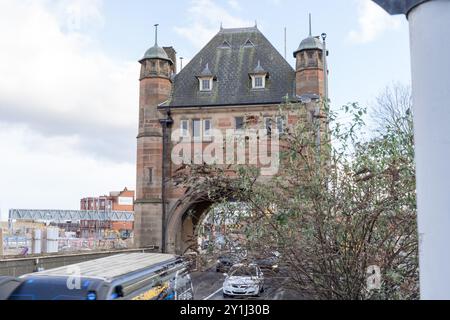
[161,27,296,108]
[252,60,267,74]
[197,63,214,77]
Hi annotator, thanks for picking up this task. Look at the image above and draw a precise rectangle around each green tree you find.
[180,85,418,300]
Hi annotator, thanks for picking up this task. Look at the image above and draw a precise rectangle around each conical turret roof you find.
[140,24,173,64]
[293,36,323,57]
[140,44,173,64]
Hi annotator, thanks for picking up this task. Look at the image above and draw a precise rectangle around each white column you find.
[408,0,450,299]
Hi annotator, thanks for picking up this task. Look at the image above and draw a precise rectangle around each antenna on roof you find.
[154,24,159,45]
[309,13,312,37]
[284,27,287,59]
[255,20,258,28]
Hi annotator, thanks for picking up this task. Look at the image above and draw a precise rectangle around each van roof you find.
[25,253,179,282]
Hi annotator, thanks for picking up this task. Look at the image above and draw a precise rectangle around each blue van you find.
[0,253,194,300]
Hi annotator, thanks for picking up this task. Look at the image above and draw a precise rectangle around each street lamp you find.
[373,0,450,300]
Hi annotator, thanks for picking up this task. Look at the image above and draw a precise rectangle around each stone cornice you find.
[137,132,163,139]
[135,199,163,204]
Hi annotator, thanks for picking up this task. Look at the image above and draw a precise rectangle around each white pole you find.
[408,0,450,299]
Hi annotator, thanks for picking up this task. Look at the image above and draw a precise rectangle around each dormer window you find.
[250,60,268,90]
[219,40,232,49]
[253,76,265,89]
[200,78,212,91]
[243,39,255,48]
[197,63,214,92]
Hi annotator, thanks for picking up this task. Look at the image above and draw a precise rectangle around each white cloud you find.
[0,123,135,221]
[227,0,241,11]
[348,0,402,44]
[0,0,138,219]
[0,0,139,157]
[49,0,105,32]
[174,0,252,49]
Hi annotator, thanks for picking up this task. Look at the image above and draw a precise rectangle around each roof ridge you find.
[219,26,259,34]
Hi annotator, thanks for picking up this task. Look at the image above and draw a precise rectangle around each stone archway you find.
[166,189,214,254]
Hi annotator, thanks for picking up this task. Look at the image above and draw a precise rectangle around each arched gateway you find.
[134,24,328,254]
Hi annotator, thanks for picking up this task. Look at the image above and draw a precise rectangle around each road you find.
[191,269,303,300]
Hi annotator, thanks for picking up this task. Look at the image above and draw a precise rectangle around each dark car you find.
[254,255,280,273]
[216,254,240,273]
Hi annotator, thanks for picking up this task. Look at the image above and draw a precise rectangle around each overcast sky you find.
[0,0,411,221]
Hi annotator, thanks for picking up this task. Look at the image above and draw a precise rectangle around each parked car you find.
[216,254,240,273]
[222,263,264,298]
[253,253,280,273]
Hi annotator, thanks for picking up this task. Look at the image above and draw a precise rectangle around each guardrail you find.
[2,236,133,256]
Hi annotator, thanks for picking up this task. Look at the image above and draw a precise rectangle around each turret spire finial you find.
[309,13,312,37]
[154,24,159,45]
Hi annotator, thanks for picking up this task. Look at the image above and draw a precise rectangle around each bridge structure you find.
[8,209,134,225]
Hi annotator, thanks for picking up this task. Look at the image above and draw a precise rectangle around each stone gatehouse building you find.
[134,24,328,253]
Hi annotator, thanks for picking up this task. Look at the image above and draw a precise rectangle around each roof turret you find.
[140,24,173,64]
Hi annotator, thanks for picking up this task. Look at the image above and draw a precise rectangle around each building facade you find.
[80,187,135,212]
[135,25,328,253]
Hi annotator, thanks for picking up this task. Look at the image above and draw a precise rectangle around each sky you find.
[0,0,411,221]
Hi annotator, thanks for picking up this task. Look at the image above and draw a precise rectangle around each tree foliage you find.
[179,85,418,300]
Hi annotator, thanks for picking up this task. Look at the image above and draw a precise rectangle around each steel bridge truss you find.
[8,209,134,223]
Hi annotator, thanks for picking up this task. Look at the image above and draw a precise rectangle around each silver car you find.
[222,263,264,298]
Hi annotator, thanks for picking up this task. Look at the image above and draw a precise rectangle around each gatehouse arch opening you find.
[166,191,250,255]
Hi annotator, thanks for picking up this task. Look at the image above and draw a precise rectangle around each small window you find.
[200,78,212,91]
[252,75,265,89]
[276,116,286,134]
[202,79,210,90]
[219,40,231,49]
[243,39,255,48]
[193,119,201,139]
[180,120,189,137]
[203,119,212,137]
[264,117,272,135]
[235,117,245,130]
[255,76,264,88]
[147,168,153,186]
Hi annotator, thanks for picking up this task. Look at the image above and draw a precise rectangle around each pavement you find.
[191,268,304,300]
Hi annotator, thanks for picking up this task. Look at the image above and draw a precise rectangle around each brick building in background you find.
[80,187,135,212]
[79,188,135,239]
